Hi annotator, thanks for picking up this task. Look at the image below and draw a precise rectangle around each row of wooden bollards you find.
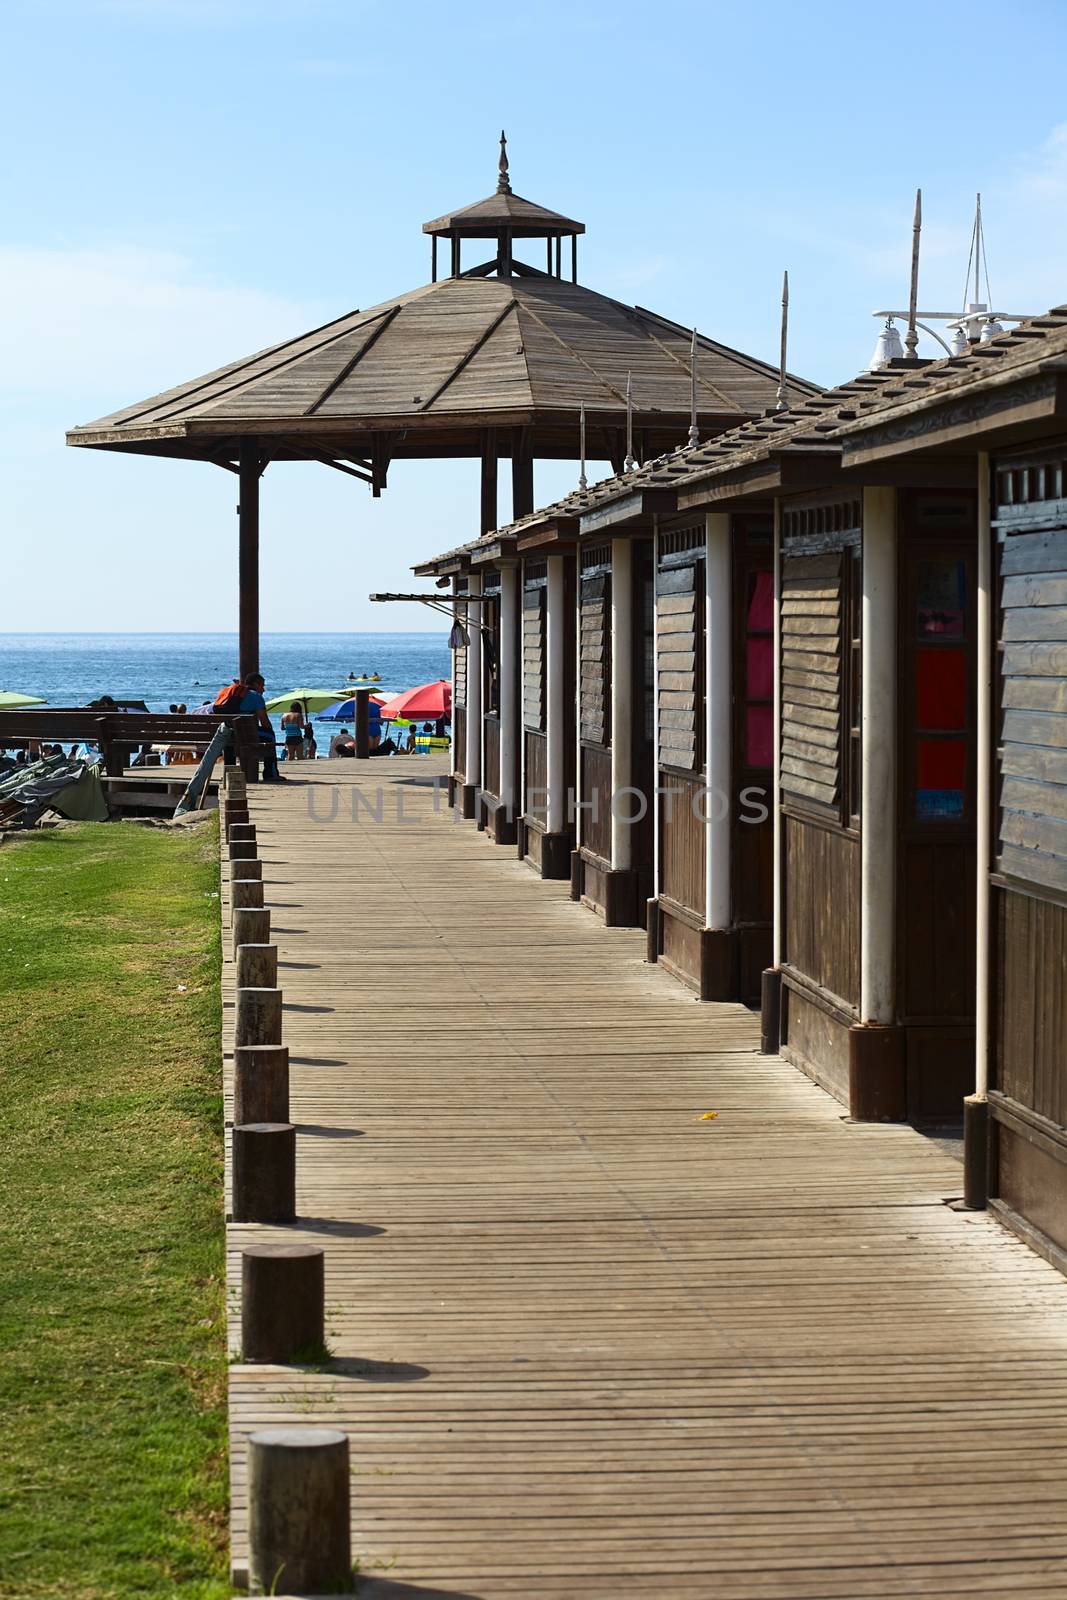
[222,768,352,1597]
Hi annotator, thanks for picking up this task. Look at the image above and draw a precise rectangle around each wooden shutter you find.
[523,587,545,731]
[453,641,467,709]
[657,565,699,771]
[580,572,611,746]
[780,552,842,809]
[997,470,1067,891]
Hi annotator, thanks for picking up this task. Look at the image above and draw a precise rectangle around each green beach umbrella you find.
[264,687,350,715]
[0,691,47,708]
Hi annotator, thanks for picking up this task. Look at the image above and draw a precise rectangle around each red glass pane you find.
[746,704,773,768]
[746,637,773,701]
[748,570,773,631]
[917,738,966,790]
[917,647,966,730]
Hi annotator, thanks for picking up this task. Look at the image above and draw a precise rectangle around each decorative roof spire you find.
[904,189,921,361]
[578,401,588,494]
[776,271,789,411]
[624,373,636,472]
[497,130,512,195]
[688,328,699,447]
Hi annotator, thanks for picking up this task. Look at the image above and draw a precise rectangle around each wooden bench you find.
[0,712,262,779]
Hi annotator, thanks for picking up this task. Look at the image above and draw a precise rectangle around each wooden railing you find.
[0,711,261,778]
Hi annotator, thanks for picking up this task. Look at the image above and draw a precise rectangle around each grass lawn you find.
[0,820,229,1599]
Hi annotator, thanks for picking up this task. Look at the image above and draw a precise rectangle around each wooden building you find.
[67,137,813,680]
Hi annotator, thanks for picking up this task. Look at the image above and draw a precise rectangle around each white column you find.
[498,564,518,813]
[705,513,731,930]
[975,452,992,1097]
[860,486,897,1024]
[652,518,661,898]
[546,554,566,835]
[465,571,482,789]
[610,536,634,870]
[772,502,782,966]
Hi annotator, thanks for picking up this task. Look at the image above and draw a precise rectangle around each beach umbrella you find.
[265,687,351,714]
[0,691,47,708]
[379,680,452,721]
[317,694,388,722]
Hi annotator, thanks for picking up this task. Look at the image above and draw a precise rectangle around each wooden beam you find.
[303,305,401,416]
[481,429,498,535]
[238,440,262,680]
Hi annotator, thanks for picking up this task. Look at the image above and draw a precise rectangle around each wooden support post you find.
[546,555,566,837]
[555,238,562,277]
[705,514,731,928]
[236,942,278,991]
[231,858,263,882]
[231,1123,295,1223]
[511,427,534,521]
[228,822,256,843]
[235,986,283,1048]
[498,563,518,822]
[480,430,498,535]
[223,805,250,828]
[232,906,270,958]
[431,234,437,283]
[241,1244,324,1363]
[354,688,370,760]
[247,1428,350,1595]
[646,897,660,964]
[229,839,257,862]
[238,440,261,682]
[572,234,578,283]
[234,1043,289,1127]
[611,535,634,873]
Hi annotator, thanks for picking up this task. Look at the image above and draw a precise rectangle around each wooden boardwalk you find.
[225,761,1067,1599]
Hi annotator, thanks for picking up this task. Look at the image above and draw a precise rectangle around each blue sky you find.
[2,0,1066,632]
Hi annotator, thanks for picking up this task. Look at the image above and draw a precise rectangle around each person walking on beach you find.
[280,702,305,760]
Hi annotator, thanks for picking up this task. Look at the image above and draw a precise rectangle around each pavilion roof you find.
[66,274,820,462]
[422,190,584,238]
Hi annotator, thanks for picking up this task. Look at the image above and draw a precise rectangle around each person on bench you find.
[238,673,283,782]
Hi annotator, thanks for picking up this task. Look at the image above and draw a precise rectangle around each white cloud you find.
[0,244,326,416]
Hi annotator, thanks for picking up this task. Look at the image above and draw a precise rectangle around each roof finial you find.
[687,328,699,447]
[904,189,921,361]
[624,373,636,472]
[579,401,588,494]
[776,271,789,411]
[497,129,511,195]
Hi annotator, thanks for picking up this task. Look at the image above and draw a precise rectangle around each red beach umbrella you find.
[379,680,452,721]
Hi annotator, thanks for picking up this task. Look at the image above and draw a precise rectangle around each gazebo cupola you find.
[423,133,584,283]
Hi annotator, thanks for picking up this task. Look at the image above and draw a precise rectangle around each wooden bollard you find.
[231,878,264,915]
[232,906,270,960]
[229,822,257,843]
[232,1123,295,1223]
[223,806,250,828]
[229,839,257,862]
[235,987,283,1048]
[236,942,278,990]
[230,858,263,881]
[247,1428,350,1596]
[241,1243,324,1363]
[234,1043,290,1125]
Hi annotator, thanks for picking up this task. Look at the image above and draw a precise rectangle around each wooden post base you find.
[234,1043,290,1126]
[232,1123,296,1223]
[646,898,660,964]
[847,1024,907,1121]
[229,840,258,862]
[236,943,278,991]
[231,858,263,882]
[230,879,264,923]
[241,1243,324,1363]
[232,907,270,960]
[963,1094,990,1210]
[248,1428,350,1597]
[228,822,257,844]
[760,968,782,1055]
[456,782,477,821]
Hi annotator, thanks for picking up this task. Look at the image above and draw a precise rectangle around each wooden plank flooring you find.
[225,761,1067,1598]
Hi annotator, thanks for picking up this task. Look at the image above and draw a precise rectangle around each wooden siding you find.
[579,573,610,747]
[996,885,1067,1125]
[784,813,860,1009]
[997,526,1067,894]
[661,772,705,915]
[484,715,500,800]
[780,552,842,811]
[656,566,700,773]
[581,743,612,861]
[524,729,548,823]
[522,588,546,732]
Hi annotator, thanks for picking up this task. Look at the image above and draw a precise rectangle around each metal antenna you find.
[905,188,921,361]
[497,130,511,195]
[579,401,588,493]
[776,272,789,411]
[687,328,699,447]
[624,373,636,472]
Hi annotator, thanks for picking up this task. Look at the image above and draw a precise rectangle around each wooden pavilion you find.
[66,136,814,678]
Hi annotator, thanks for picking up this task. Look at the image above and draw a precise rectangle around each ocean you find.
[0,633,451,718]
